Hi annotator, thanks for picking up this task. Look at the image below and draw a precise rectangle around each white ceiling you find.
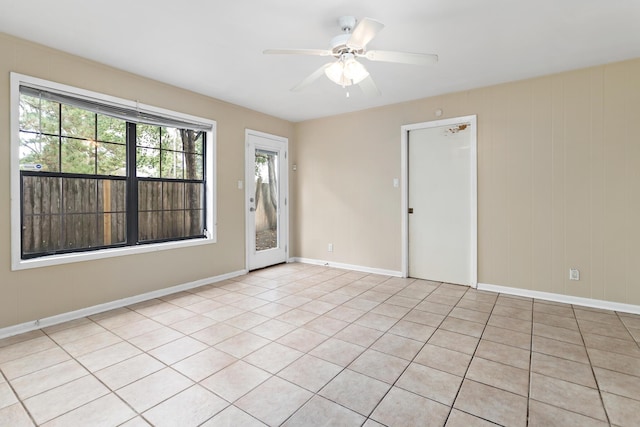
[2,0,639,122]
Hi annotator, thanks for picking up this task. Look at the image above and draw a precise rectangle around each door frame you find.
[245,129,289,271]
[400,115,478,287]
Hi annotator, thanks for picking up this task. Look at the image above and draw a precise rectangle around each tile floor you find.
[1,263,640,426]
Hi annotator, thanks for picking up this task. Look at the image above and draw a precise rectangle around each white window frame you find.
[10,73,217,271]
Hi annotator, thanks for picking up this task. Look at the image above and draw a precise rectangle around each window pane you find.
[19,94,41,133]
[136,147,160,178]
[61,138,96,174]
[179,129,203,154]
[136,148,160,178]
[22,214,62,256]
[22,176,62,216]
[138,180,203,242]
[161,127,181,151]
[21,176,63,256]
[98,212,126,246]
[185,154,203,180]
[97,142,126,176]
[97,179,127,245]
[138,181,162,211]
[138,211,161,241]
[19,95,60,135]
[162,210,185,239]
[161,151,184,179]
[98,179,127,213]
[185,183,203,210]
[21,175,129,257]
[41,99,60,135]
[20,132,60,172]
[163,182,184,210]
[193,132,203,155]
[255,149,279,252]
[97,179,126,215]
[97,114,126,143]
[185,210,203,236]
[62,178,97,214]
[62,213,99,250]
[61,104,95,140]
[137,123,160,148]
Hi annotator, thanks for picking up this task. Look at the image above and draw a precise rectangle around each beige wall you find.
[0,33,294,329]
[293,58,640,306]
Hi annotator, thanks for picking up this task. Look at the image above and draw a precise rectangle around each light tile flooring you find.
[1,263,640,426]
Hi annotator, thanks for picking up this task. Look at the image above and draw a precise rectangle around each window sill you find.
[11,236,216,271]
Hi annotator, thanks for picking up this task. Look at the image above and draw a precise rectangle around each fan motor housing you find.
[331,16,364,55]
[330,34,351,52]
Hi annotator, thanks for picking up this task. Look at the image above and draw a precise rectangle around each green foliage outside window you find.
[19,95,203,179]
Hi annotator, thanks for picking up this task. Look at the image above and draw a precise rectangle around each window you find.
[135,125,205,242]
[11,74,216,269]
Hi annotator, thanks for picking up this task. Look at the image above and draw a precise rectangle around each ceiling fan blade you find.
[358,75,381,97]
[363,50,438,65]
[291,63,333,92]
[347,18,384,50]
[263,49,333,56]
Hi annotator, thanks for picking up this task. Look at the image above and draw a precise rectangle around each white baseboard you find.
[0,269,248,340]
[290,257,403,278]
[478,282,640,315]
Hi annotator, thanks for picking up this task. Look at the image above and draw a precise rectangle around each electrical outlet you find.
[569,268,580,281]
[328,243,333,252]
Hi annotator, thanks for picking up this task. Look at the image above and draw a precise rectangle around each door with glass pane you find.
[245,131,288,270]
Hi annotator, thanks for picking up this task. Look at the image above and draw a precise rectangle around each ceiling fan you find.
[264,16,438,96]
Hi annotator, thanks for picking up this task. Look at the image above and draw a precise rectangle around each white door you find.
[405,116,477,286]
[245,130,288,270]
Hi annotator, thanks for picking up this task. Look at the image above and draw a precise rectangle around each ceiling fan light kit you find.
[325,53,370,86]
[264,15,438,95]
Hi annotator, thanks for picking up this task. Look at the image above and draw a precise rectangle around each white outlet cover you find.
[569,268,580,280]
